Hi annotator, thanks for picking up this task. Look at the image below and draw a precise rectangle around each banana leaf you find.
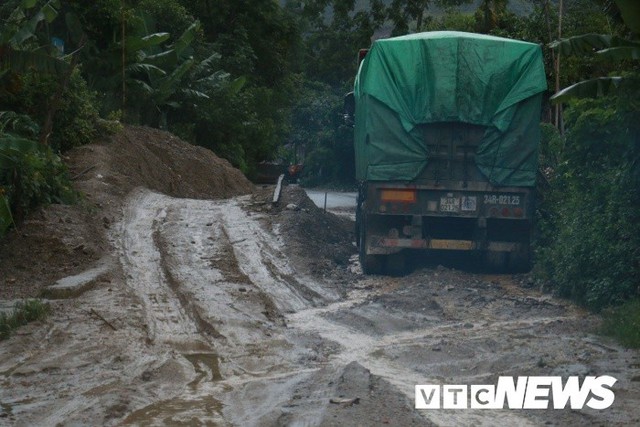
[598,46,640,60]
[0,134,39,171]
[550,77,624,103]
[123,33,170,54]
[172,21,200,59]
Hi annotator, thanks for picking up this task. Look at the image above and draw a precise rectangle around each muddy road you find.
[1,187,639,426]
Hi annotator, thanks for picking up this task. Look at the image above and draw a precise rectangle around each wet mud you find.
[0,188,639,426]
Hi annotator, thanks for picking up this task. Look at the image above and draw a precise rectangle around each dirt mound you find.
[106,126,253,199]
[67,126,252,202]
[0,125,253,299]
[250,185,357,287]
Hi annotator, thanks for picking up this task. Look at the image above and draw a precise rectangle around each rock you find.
[286,203,299,211]
[330,397,360,406]
[42,258,113,299]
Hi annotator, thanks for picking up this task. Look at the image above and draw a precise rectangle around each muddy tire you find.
[358,213,382,274]
[360,251,383,275]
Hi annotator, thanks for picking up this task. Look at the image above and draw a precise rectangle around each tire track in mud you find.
[119,189,204,346]
[115,189,340,425]
[153,229,226,339]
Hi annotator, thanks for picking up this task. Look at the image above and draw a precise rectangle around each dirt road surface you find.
[1,186,639,426]
[0,128,639,426]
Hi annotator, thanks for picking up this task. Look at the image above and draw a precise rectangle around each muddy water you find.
[0,189,639,426]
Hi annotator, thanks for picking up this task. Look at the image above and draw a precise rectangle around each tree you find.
[386,0,472,35]
[298,0,385,88]
[550,0,640,103]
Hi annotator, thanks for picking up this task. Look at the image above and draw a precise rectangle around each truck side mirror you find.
[343,92,355,126]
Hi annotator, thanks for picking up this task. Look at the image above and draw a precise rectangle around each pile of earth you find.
[249,185,358,288]
[0,125,253,299]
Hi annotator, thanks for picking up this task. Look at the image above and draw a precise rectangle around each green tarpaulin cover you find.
[354,31,547,186]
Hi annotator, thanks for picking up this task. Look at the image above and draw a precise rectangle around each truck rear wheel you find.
[358,213,382,274]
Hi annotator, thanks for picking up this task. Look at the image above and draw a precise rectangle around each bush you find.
[0,138,77,229]
[536,96,640,311]
[19,69,98,152]
[536,170,640,310]
[0,299,50,341]
[12,148,77,213]
[601,299,640,349]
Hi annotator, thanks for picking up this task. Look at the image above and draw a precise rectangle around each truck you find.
[348,32,547,274]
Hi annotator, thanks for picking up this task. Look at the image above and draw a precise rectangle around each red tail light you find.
[380,189,417,203]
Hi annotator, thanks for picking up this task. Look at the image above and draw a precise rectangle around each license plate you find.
[440,197,460,212]
[483,194,521,206]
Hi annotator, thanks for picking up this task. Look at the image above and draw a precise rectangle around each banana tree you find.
[124,20,243,129]
[121,20,200,127]
[0,0,67,78]
[549,0,640,103]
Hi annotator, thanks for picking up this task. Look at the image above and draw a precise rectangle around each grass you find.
[0,299,51,341]
[601,298,640,349]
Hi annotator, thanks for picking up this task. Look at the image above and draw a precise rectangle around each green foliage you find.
[16,69,98,152]
[13,147,77,209]
[0,111,39,234]
[550,0,640,103]
[0,114,76,235]
[0,192,13,236]
[153,0,301,174]
[136,0,194,40]
[288,80,355,186]
[123,20,211,128]
[95,110,125,136]
[536,96,640,311]
[0,0,67,87]
[179,82,284,176]
[386,0,473,35]
[424,10,475,32]
[538,122,563,171]
[535,0,640,318]
[601,298,640,348]
[0,299,50,341]
[296,0,384,89]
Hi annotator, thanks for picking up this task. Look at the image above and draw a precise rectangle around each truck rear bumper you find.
[368,237,519,255]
